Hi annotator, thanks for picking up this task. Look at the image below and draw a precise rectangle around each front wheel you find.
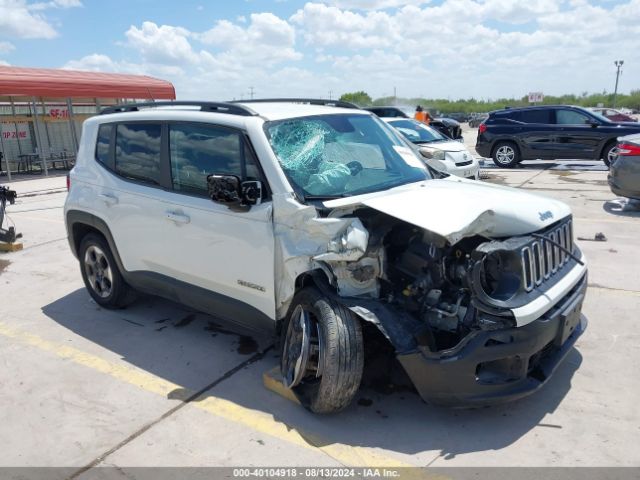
[280,288,364,413]
[492,141,520,168]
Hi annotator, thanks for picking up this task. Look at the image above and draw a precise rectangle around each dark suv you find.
[476,105,640,167]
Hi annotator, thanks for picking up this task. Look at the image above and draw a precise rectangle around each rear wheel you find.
[492,141,520,168]
[79,233,136,308]
[602,142,617,167]
[280,287,364,413]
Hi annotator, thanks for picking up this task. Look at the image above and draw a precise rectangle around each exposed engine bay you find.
[318,208,576,353]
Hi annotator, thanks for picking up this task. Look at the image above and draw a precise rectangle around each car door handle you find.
[165,211,190,224]
[98,193,118,206]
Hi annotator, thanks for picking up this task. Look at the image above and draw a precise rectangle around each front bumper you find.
[397,272,588,406]
[447,161,480,180]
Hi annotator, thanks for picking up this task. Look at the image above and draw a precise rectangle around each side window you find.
[95,124,112,165]
[169,123,260,196]
[556,110,591,125]
[520,110,552,124]
[115,123,161,185]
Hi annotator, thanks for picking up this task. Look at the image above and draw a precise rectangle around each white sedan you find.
[383,117,480,180]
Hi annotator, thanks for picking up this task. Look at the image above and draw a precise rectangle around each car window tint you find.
[520,110,552,124]
[115,123,161,185]
[95,124,112,165]
[169,123,259,196]
[556,110,591,125]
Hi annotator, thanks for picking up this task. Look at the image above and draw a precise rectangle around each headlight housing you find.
[479,251,522,302]
[418,147,446,161]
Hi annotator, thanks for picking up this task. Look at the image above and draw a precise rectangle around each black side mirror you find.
[207,174,242,205]
[207,174,263,208]
[587,120,600,127]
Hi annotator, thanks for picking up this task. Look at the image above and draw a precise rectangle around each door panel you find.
[554,109,602,159]
[157,192,275,320]
[513,109,556,159]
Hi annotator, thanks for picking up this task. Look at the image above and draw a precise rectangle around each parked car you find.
[433,116,463,140]
[469,113,488,128]
[364,106,462,141]
[383,118,479,179]
[588,107,637,123]
[65,99,587,413]
[444,112,469,123]
[608,133,640,200]
[476,105,640,167]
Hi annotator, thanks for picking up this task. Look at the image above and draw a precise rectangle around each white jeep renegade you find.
[64,99,588,413]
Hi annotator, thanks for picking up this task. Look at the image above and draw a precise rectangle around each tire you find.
[601,141,617,167]
[280,287,364,413]
[492,141,521,168]
[79,233,136,308]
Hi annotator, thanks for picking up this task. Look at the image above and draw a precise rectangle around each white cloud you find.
[62,53,185,78]
[125,22,199,65]
[62,53,138,73]
[481,0,560,24]
[197,13,302,66]
[59,0,640,101]
[327,0,429,9]
[0,0,58,38]
[291,3,397,49]
[29,0,82,10]
[0,41,15,53]
[0,60,10,66]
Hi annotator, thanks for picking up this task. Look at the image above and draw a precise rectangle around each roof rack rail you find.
[100,101,258,116]
[231,98,360,109]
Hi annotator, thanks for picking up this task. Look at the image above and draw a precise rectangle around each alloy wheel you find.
[84,245,113,298]
[496,145,515,165]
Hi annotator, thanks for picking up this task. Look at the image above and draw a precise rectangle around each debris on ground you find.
[578,232,607,242]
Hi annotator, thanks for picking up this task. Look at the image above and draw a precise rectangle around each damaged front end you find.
[308,208,588,406]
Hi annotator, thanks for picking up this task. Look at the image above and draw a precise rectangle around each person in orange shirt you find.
[414,105,431,125]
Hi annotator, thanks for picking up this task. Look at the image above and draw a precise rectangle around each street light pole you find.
[613,60,624,108]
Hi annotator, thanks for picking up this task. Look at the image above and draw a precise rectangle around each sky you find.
[0,0,638,101]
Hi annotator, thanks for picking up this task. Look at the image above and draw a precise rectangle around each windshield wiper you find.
[304,194,347,201]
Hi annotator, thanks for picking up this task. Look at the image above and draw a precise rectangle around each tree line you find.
[339,90,640,113]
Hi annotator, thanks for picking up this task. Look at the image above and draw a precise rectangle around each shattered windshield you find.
[388,119,447,144]
[265,114,430,199]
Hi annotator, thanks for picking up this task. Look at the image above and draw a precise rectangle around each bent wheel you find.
[280,287,364,413]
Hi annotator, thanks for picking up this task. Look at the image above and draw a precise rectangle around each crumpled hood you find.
[324,178,571,244]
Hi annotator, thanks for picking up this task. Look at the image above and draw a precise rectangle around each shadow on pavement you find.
[42,288,582,460]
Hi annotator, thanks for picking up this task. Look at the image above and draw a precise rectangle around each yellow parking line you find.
[0,321,418,469]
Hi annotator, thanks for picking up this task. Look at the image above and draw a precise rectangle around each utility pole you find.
[249,86,255,100]
[328,90,332,100]
[613,60,624,108]
[393,86,396,105]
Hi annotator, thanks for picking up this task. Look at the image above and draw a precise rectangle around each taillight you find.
[66,174,70,191]
[616,143,640,156]
[478,123,487,134]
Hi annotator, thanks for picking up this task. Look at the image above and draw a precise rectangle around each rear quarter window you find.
[520,109,552,124]
[95,124,112,165]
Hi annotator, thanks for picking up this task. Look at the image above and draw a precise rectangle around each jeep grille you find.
[521,219,573,292]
